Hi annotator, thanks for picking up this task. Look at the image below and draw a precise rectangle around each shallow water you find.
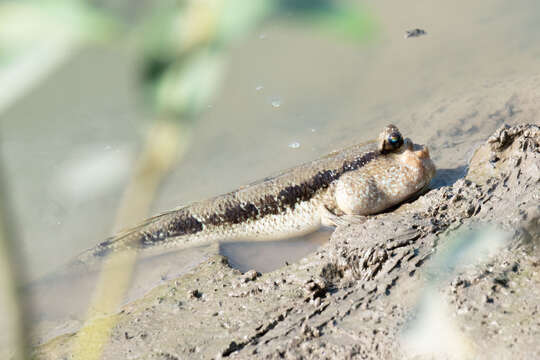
[220,228,332,273]
[1,0,540,347]
[4,0,540,281]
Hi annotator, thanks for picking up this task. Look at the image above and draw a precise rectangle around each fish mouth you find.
[399,140,437,181]
[408,142,436,180]
[409,141,431,160]
[404,139,431,159]
[414,145,430,160]
[417,145,436,180]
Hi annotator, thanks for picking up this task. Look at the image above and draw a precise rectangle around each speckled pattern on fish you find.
[85,125,436,259]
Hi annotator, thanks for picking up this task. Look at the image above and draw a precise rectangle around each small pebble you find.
[242,269,260,282]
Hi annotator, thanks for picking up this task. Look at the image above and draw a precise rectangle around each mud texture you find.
[34,122,539,359]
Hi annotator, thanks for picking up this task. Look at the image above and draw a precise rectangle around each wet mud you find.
[34,119,539,357]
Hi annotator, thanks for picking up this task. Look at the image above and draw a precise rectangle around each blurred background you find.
[1,0,540,355]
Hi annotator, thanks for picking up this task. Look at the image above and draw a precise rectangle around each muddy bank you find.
[33,120,538,359]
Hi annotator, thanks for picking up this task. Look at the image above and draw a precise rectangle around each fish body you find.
[85,125,436,260]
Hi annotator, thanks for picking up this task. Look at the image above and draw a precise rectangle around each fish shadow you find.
[430,165,468,189]
[219,228,333,273]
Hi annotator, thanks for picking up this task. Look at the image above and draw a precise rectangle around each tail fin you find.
[75,208,189,265]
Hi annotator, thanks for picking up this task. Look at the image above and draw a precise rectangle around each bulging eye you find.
[378,125,404,154]
[388,132,403,147]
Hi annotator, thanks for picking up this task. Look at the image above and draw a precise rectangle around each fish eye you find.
[378,125,404,154]
[387,132,403,148]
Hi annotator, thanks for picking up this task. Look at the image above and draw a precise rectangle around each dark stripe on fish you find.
[138,150,378,246]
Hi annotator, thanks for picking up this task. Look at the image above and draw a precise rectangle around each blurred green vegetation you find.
[0,0,377,120]
[0,0,116,58]
[0,1,377,358]
[136,0,377,120]
[0,168,29,360]
[1,0,377,120]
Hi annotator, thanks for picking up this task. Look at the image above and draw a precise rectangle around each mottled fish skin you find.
[83,125,436,261]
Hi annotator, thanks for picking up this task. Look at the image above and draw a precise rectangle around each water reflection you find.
[430,165,468,189]
[220,228,332,273]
